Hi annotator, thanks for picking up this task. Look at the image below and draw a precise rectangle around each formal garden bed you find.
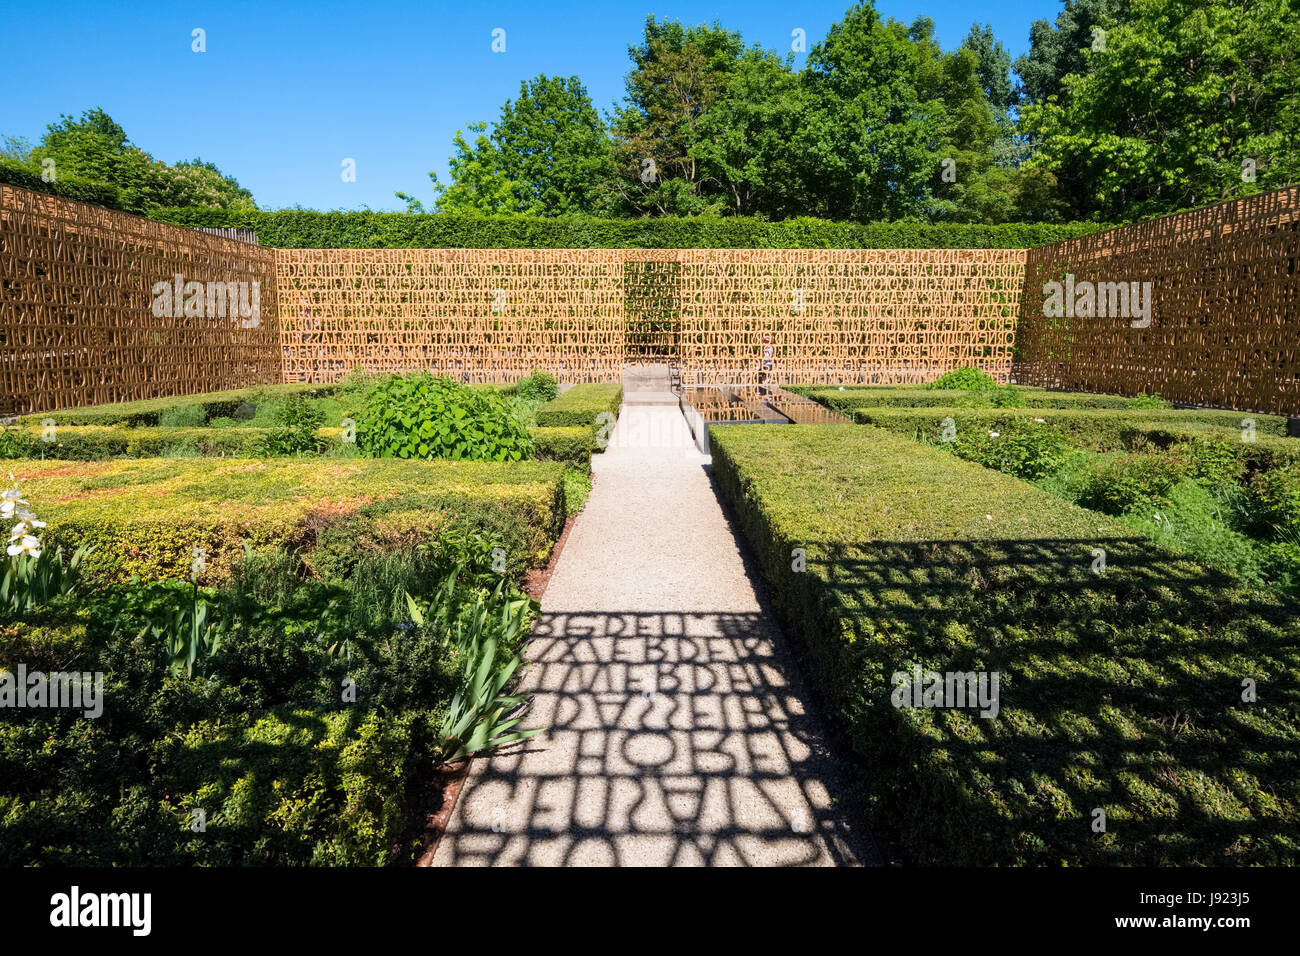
[702,370,1300,864]
[711,422,1300,866]
[0,371,617,864]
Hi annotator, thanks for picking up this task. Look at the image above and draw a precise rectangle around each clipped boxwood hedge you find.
[710,424,1300,866]
[148,206,1104,250]
[534,384,623,428]
[1,423,598,469]
[796,386,1134,413]
[844,405,1293,452]
[6,457,566,583]
[19,383,334,427]
[529,426,595,466]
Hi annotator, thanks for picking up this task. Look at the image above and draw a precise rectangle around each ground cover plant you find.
[0,424,566,866]
[709,424,1300,866]
[0,516,541,865]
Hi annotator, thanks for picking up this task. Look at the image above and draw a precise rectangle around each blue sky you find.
[1,0,1064,211]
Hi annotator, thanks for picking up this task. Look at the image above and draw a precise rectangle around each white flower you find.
[988,431,1000,438]
[985,514,993,520]
[6,535,41,558]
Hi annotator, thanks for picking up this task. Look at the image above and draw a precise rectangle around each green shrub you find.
[534,384,623,429]
[923,366,1000,390]
[1249,465,1300,540]
[801,386,1133,414]
[356,374,534,462]
[3,457,566,584]
[842,405,1293,452]
[949,418,1069,481]
[1076,453,1188,515]
[22,384,334,428]
[157,404,206,428]
[515,370,559,404]
[709,424,1300,866]
[1127,391,1175,410]
[256,396,327,456]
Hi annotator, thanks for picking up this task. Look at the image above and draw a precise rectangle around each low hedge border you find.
[534,384,623,430]
[709,424,1300,866]
[529,426,595,466]
[844,406,1297,467]
[19,384,335,427]
[1,423,594,468]
[797,386,1134,413]
[5,457,566,584]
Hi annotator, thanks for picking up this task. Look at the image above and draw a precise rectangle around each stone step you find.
[621,389,680,406]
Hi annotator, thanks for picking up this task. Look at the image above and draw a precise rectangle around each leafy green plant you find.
[140,581,220,678]
[951,418,1069,481]
[515,370,559,404]
[1,481,93,614]
[356,373,534,462]
[923,366,999,390]
[1075,453,1187,515]
[255,395,326,456]
[1127,391,1174,410]
[157,404,206,428]
[405,570,542,764]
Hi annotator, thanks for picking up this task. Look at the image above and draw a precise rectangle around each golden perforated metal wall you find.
[1015,186,1300,415]
[0,185,280,415]
[276,247,1025,386]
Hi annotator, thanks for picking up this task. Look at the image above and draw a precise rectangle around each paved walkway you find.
[432,405,873,866]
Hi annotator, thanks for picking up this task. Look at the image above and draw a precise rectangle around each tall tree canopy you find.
[424,75,612,215]
[7,108,255,212]
[1021,0,1300,220]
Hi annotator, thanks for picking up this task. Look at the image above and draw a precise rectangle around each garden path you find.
[432,405,874,866]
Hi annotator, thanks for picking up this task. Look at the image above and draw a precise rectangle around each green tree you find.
[797,4,945,221]
[1013,0,1132,107]
[607,17,745,216]
[962,23,1015,117]
[689,48,808,217]
[1021,0,1300,220]
[423,75,611,215]
[21,108,254,212]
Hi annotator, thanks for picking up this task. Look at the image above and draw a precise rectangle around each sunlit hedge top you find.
[146,206,1104,250]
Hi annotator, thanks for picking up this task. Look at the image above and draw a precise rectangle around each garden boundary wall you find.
[3,183,1298,414]
[275,247,1023,387]
[0,185,281,415]
[1015,185,1300,415]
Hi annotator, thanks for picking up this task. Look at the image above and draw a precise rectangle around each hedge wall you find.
[0,158,130,212]
[148,206,1105,250]
[709,424,1300,866]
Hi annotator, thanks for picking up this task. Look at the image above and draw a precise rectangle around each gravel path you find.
[432,405,874,866]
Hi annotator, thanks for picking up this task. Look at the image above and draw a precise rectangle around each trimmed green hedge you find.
[1,423,598,469]
[534,384,623,428]
[844,406,1295,461]
[797,386,1134,413]
[148,206,1104,250]
[0,158,130,211]
[529,426,595,466]
[20,384,334,427]
[6,457,566,583]
[710,424,1300,866]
